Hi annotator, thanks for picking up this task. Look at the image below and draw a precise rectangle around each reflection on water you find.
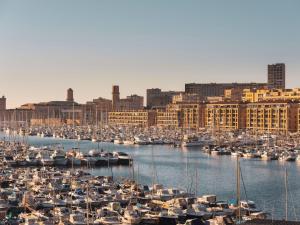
[2,134,300,220]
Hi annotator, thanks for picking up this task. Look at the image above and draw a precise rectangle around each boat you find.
[69,213,87,225]
[26,152,39,166]
[134,136,148,145]
[51,149,68,166]
[36,151,54,166]
[123,140,135,145]
[121,208,142,225]
[113,152,131,165]
[3,155,17,167]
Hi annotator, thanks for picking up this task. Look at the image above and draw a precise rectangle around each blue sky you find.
[0,0,300,108]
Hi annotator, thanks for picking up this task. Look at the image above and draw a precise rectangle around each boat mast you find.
[285,167,288,221]
[236,155,241,223]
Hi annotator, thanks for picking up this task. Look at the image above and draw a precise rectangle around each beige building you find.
[156,105,182,128]
[242,88,300,103]
[246,102,298,132]
[172,93,201,104]
[156,103,205,129]
[108,110,156,127]
[205,103,246,130]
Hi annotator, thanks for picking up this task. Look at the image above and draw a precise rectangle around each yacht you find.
[51,149,68,166]
[26,152,39,166]
[185,204,212,220]
[3,155,17,167]
[240,200,266,217]
[36,151,54,166]
[121,208,142,225]
[279,151,296,161]
[69,213,87,225]
[113,152,131,165]
[134,136,148,145]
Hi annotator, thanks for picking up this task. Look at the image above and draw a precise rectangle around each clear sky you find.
[1,0,300,108]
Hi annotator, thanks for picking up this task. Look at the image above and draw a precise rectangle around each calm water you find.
[2,134,300,220]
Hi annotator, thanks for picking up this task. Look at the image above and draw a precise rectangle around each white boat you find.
[113,152,131,164]
[134,136,148,145]
[26,153,38,166]
[185,204,212,220]
[69,213,87,225]
[123,140,135,145]
[279,152,296,161]
[122,209,142,225]
[95,208,122,225]
[114,139,124,145]
[51,149,68,166]
[36,151,54,166]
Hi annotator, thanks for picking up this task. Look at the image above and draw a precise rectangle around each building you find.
[0,96,6,111]
[85,97,112,125]
[268,63,285,89]
[146,88,182,108]
[66,88,74,102]
[112,85,120,110]
[185,83,267,100]
[172,93,201,104]
[156,103,205,129]
[0,109,32,127]
[18,89,84,126]
[156,104,182,128]
[108,110,156,127]
[246,102,298,133]
[180,103,205,129]
[112,85,144,110]
[298,107,300,133]
[242,88,300,103]
[224,88,247,102]
[205,103,246,131]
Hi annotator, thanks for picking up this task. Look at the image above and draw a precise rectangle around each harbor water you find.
[2,133,300,221]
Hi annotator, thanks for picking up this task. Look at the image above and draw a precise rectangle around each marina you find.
[0,131,300,222]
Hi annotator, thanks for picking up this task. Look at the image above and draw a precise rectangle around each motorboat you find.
[36,151,54,166]
[51,149,68,166]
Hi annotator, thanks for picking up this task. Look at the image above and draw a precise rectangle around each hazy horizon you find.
[1,0,300,108]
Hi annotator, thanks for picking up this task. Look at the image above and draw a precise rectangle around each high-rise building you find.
[268,63,285,89]
[112,85,120,110]
[0,96,6,110]
[66,88,74,102]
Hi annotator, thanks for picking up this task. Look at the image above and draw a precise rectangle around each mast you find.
[86,181,90,225]
[236,155,241,223]
[285,168,288,221]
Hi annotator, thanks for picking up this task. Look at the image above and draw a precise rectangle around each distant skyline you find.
[1,0,300,108]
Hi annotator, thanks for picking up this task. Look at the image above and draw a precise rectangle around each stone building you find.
[112,85,144,110]
[0,96,6,111]
[146,88,182,109]
[85,97,112,126]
